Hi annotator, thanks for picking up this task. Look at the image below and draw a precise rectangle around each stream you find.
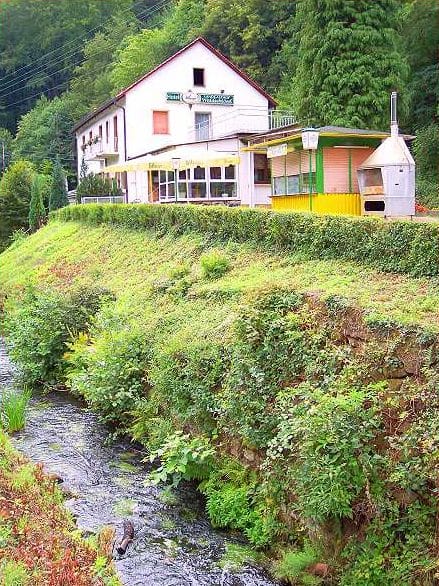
[0,342,280,586]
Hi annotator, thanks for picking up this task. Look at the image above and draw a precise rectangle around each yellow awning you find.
[103,149,240,174]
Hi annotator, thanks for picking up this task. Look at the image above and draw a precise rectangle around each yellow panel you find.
[271,193,361,216]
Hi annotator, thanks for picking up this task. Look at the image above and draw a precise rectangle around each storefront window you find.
[189,182,207,198]
[158,165,237,201]
[210,182,236,198]
[254,154,270,184]
[273,173,316,195]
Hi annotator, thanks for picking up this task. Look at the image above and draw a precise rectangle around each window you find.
[89,131,93,141]
[210,167,221,180]
[113,116,118,151]
[254,154,271,184]
[193,68,205,86]
[158,165,238,202]
[82,136,85,146]
[273,173,316,195]
[194,112,211,141]
[225,165,235,180]
[98,125,102,139]
[153,111,169,134]
[194,166,205,180]
[105,121,109,144]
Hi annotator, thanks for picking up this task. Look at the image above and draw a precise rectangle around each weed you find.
[200,250,230,280]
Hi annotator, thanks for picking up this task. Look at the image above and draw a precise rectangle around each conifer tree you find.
[49,158,68,212]
[287,0,408,130]
[28,175,46,232]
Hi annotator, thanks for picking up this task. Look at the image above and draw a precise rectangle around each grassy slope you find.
[1,220,439,330]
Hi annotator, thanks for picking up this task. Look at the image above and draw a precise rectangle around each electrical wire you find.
[0,0,171,89]
[0,0,172,101]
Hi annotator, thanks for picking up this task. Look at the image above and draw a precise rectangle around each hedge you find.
[53,204,439,277]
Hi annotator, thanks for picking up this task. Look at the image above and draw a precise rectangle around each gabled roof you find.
[117,37,277,106]
[73,37,276,132]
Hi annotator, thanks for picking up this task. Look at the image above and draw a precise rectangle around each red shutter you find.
[153,111,169,134]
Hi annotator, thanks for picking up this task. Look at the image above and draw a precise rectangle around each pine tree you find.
[49,158,69,212]
[29,175,46,232]
[288,0,408,130]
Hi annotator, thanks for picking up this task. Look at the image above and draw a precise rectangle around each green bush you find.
[66,325,150,425]
[149,431,215,487]
[200,250,230,280]
[55,203,439,277]
[4,286,111,387]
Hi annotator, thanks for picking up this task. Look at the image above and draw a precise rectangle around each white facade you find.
[74,38,277,206]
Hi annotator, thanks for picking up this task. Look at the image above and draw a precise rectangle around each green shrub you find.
[55,203,439,277]
[149,431,215,487]
[340,501,436,585]
[266,382,383,521]
[149,339,226,431]
[200,250,230,280]
[0,390,31,432]
[66,326,150,425]
[4,286,111,387]
[219,290,308,447]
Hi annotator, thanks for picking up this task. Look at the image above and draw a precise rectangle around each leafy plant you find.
[0,389,31,432]
[4,285,112,387]
[149,432,215,488]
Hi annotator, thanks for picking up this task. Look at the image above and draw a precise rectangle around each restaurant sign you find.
[166,92,234,106]
[267,143,288,158]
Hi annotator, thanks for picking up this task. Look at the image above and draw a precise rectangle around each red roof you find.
[117,36,277,107]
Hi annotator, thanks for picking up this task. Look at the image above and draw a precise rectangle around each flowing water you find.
[0,342,280,586]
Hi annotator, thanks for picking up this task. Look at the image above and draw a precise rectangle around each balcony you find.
[82,137,119,161]
[187,108,297,142]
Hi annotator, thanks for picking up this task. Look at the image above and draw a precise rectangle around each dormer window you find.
[193,68,205,86]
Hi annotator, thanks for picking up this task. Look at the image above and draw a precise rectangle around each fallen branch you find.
[116,520,134,555]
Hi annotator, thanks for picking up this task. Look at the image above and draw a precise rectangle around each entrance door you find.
[195,112,211,140]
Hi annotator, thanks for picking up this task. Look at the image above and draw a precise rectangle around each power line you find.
[0,0,172,100]
[0,0,170,89]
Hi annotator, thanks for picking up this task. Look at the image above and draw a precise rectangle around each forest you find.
[0,0,437,202]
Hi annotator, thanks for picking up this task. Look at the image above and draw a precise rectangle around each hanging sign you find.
[166,92,182,102]
[267,143,288,158]
[166,91,234,106]
[199,93,234,106]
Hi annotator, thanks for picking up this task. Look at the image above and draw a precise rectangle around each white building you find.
[73,37,295,207]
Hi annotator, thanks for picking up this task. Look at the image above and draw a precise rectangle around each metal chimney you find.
[391,91,399,138]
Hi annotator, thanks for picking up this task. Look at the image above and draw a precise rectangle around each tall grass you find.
[0,389,31,432]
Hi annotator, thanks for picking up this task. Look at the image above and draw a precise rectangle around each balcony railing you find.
[187,108,297,142]
[83,137,119,160]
